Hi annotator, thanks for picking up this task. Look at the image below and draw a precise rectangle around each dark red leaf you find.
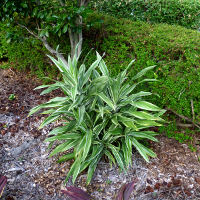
[123,181,135,200]
[0,176,7,197]
[61,186,92,200]
[115,184,127,200]
[116,181,136,200]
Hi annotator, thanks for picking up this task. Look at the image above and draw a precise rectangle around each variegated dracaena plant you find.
[29,48,165,184]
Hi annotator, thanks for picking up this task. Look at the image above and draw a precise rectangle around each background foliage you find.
[92,0,200,29]
[1,13,200,122]
[0,22,70,79]
[85,13,200,122]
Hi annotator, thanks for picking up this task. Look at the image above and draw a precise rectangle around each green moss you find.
[84,13,200,122]
[0,22,70,81]
[94,0,200,29]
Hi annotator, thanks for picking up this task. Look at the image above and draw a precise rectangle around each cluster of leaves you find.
[0,21,64,80]
[93,0,200,29]
[0,0,91,40]
[90,0,135,20]
[29,50,164,184]
[62,181,135,200]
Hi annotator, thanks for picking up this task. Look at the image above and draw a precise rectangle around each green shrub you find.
[93,0,200,29]
[29,50,164,184]
[84,13,200,123]
[0,22,70,80]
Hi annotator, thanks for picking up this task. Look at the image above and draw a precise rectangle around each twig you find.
[176,123,193,128]
[191,99,195,121]
[17,23,69,67]
[166,108,200,129]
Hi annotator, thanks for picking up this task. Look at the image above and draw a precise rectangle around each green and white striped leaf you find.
[131,138,149,162]
[132,65,155,80]
[86,152,102,185]
[108,144,126,172]
[45,133,81,142]
[128,131,158,142]
[57,152,75,163]
[97,93,115,110]
[125,110,160,121]
[132,101,161,111]
[96,52,109,76]
[50,140,78,157]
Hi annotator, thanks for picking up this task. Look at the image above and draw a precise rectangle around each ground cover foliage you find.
[0,13,200,138]
[85,14,200,123]
[92,0,200,29]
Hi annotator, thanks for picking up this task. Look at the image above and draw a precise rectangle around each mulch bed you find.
[1,68,200,200]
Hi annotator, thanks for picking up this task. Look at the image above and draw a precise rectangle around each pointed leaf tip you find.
[123,181,136,200]
[115,181,136,200]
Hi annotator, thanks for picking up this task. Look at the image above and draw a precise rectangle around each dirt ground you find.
[1,68,200,200]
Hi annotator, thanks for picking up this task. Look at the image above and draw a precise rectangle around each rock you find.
[11,139,36,156]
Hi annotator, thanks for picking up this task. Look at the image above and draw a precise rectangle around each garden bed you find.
[1,68,200,200]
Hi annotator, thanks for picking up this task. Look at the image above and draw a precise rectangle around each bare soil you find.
[1,68,200,200]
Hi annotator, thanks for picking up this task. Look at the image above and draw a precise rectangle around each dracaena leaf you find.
[45,133,81,142]
[48,120,77,135]
[57,152,75,163]
[131,101,161,111]
[96,52,109,76]
[49,140,79,157]
[124,110,160,121]
[97,92,116,110]
[128,131,158,142]
[108,144,126,172]
[86,152,102,184]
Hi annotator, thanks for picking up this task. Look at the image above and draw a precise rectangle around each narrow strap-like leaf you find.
[131,101,161,111]
[132,65,155,80]
[97,93,116,111]
[96,52,109,76]
[50,140,79,157]
[108,144,126,172]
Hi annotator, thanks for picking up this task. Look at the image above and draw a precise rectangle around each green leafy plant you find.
[29,50,164,184]
[8,93,16,100]
[93,0,200,29]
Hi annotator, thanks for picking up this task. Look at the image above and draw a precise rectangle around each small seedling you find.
[106,179,112,185]
[8,94,15,100]
[18,157,24,161]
